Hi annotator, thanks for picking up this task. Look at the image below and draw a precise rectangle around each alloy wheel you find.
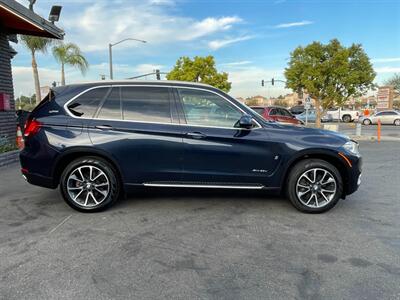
[67,165,110,207]
[296,168,337,208]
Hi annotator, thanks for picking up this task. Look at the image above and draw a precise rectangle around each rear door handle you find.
[186,132,207,139]
[95,125,113,131]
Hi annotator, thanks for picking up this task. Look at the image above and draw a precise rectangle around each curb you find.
[349,136,400,142]
[0,150,20,168]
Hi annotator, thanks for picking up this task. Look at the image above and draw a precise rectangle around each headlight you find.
[343,141,359,156]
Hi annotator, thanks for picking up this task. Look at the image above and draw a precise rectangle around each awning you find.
[0,0,63,39]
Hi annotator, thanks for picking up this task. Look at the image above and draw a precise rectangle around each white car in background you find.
[360,110,400,126]
[327,108,360,123]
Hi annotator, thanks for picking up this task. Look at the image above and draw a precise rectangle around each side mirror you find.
[238,114,254,129]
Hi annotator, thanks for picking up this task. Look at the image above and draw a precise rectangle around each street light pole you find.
[109,43,113,80]
[108,38,147,80]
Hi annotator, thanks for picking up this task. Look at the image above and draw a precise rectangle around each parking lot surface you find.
[0,141,399,299]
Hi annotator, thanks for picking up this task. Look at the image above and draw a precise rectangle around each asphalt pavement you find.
[0,141,399,299]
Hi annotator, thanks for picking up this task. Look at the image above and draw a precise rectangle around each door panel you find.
[88,86,183,184]
[88,120,183,183]
[175,88,280,186]
[181,125,280,185]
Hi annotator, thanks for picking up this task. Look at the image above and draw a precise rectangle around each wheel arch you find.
[281,150,350,197]
[52,147,124,188]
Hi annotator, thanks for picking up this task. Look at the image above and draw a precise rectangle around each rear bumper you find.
[21,169,57,189]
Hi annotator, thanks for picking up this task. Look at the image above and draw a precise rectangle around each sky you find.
[12,0,400,99]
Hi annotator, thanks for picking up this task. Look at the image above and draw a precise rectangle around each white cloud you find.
[224,66,290,98]
[375,67,400,73]
[61,2,243,51]
[149,0,175,5]
[12,62,167,96]
[274,20,313,29]
[372,57,400,63]
[220,60,252,66]
[208,35,254,50]
[12,66,60,97]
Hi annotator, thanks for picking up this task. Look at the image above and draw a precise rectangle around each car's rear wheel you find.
[363,119,372,125]
[394,119,400,126]
[342,115,351,123]
[287,159,343,213]
[60,156,120,212]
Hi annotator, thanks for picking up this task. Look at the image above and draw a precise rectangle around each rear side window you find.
[67,88,109,118]
[280,108,292,117]
[97,88,122,120]
[121,87,171,123]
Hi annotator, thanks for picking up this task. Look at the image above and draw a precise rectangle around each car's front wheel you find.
[287,159,343,213]
[394,119,400,126]
[60,156,120,212]
[363,119,372,125]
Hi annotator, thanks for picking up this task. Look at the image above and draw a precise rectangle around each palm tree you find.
[52,42,89,86]
[20,36,52,104]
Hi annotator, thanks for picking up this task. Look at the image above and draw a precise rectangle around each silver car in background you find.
[360,110,400,126]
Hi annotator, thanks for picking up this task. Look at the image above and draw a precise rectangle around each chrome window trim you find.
[143,183,265,189]
[63,84,262,130]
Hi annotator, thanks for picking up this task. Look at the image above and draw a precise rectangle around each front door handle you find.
[186,132,207,139]
[95,125,113,131]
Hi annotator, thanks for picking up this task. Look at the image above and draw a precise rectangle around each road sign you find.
[305,96,311,104]
[376,86,394,111]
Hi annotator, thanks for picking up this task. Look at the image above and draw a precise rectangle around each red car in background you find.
[250,106,303,125]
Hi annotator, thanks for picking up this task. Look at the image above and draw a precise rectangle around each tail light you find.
[24,119,42,137]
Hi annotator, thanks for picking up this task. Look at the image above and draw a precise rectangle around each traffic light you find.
[261,79,264,87]
[271,78,274,86]
[155,69,161,80]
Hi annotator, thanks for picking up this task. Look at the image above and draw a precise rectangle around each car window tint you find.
[269,109,277,116]
[121,87,171,123]
[178,89,242,128]
[97,88,121,120]
[67,87,108,118]
[383,111,396,115]
[280,108,292,117]
[252,108,265,115]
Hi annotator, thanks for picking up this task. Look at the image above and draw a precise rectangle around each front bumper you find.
[343,154,362,196]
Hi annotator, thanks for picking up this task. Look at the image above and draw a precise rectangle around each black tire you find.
[394,119,400,126]
[363,119,371,125]
[286,159,343,213]
[60,156,120,212]
[342,115,351,123]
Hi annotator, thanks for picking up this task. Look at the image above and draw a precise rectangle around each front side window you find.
[178,89,243,128]
[67,87,109,118]
[121,87,171,123]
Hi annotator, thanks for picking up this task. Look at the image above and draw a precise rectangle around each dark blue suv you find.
[20,81,362,213]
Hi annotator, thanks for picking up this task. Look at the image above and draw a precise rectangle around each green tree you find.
[166,56,231,92]
[274,99,289,107]
[384,73,400,96]
[53,42,89,86]
[20,35,53,104]
[284,39,375,127]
